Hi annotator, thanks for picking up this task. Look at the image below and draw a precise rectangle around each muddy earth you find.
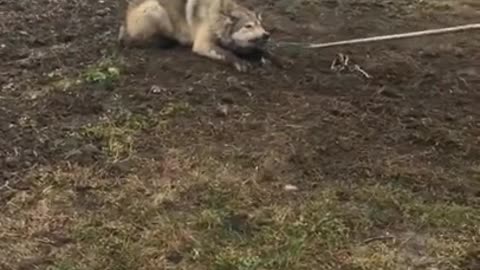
[1,0,479,269]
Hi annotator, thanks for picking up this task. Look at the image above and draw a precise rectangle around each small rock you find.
[108,159,136,175]
[378,87,402,99]
[81,144,102,154]
[223,212,250,232]
[215,104,229,117]
[96,8,110,16]
[186,87,194,94]
[284,184,299,191]
[107,67,120,77]
[220,95,234,104]
[65,144,103,164]
[166,251,183,264]
[32,231,73,247]
[444,113,456,121]
[261,57,267,65]
[17,257,53,270]
[150,85,165,94]
[26,90,42,100]
[5,156,19,167]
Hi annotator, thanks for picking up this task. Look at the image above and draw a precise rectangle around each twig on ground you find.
[364,235,395,244]
[0,181,11,191]
[330,53,372,79]
[353,64,372,79]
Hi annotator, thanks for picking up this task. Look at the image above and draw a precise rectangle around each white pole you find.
[300,23,480,49]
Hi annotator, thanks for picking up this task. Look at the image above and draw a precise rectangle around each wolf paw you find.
[233,60,251,72]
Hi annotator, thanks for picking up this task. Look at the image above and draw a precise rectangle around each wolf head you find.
[218,6,270,53]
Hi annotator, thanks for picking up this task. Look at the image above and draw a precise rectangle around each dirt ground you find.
[1,0,480,269]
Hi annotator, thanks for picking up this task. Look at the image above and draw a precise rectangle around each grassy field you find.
[1,0,479,269]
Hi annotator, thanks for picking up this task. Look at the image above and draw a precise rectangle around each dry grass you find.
[1,143,479,269]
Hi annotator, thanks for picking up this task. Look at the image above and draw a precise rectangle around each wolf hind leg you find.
[119,0,175,48]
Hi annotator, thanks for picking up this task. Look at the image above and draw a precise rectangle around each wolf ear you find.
[219,11,234,24]
[257,11,263,21]
[230,9,243,20]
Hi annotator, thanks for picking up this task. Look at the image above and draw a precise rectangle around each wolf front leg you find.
[260,49,292,69]
[195,45,251,72]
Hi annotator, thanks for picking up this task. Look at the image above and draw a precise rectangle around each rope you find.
[275,23,480,49]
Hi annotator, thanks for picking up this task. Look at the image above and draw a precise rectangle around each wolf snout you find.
[262,31,270,40]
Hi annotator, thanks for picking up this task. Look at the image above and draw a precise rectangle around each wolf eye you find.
[245,24,253,29]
